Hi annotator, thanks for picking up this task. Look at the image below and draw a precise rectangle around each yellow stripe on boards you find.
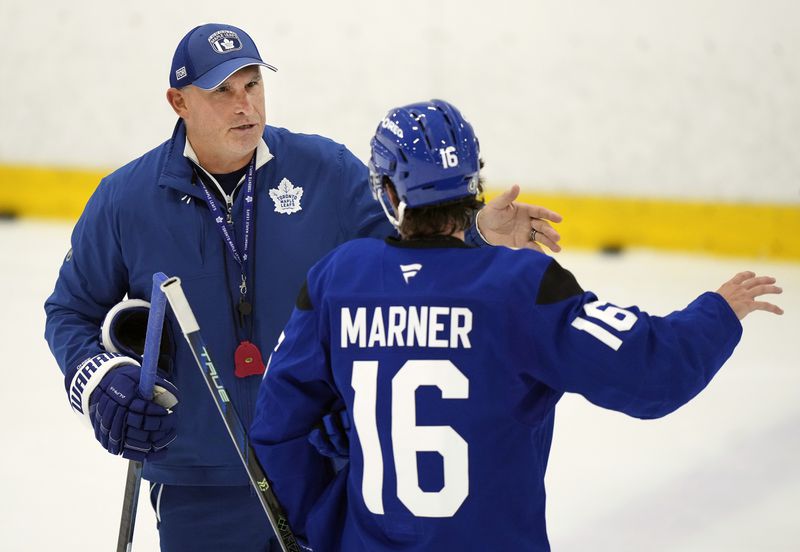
[484,191,800,260]
[0,164,108,220]
[1,164,798,260]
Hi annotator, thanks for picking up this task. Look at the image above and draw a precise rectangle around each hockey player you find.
[43,25,563,551]
[249,99,784,551]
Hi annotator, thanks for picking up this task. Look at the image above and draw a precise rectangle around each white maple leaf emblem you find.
[269,178,303,215]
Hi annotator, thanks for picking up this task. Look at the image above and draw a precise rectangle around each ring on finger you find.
[530,228,538,242]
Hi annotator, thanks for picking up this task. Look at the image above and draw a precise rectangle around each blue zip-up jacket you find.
[44,120,398,485]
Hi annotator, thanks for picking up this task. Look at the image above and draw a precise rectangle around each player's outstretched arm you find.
[476,184,563,252]
[523,260,784,420]
[715,271,784,319]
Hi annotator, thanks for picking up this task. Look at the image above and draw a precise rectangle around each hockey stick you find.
[160,276,301,552]
[116,272,169,552]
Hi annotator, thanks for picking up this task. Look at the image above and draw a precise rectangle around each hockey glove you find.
[308,409,350,472]
[67,353,179,462]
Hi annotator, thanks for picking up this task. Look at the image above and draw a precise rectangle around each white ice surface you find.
[1,220,797,551]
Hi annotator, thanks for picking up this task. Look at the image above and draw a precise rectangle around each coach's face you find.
[167,65,266,173]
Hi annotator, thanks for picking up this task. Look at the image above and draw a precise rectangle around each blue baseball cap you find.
[170,23,277,90]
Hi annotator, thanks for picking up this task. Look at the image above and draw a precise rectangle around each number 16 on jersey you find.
[351,359,469,518]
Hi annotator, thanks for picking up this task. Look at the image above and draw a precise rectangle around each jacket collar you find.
[157,119,273,198]
[183,134,273,173]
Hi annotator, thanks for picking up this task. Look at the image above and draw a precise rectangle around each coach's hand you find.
[67,353,179,461]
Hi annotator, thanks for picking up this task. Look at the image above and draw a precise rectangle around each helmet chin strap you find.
[396,201,407,226]
[377,190,406,231]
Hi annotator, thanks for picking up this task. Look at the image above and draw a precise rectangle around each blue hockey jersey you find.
[250,235,743,551]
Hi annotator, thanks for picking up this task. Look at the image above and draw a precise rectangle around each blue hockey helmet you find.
[369,99,480,226]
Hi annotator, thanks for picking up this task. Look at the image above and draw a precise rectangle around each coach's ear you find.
[167,87,189,118]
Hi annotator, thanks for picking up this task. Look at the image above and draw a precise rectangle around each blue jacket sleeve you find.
[337,146,395,240]
[250,295,339,540]
[44,178,128,381]
[528,283,743,419]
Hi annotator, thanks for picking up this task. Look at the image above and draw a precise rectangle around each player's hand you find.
[716,271,784,320]
[477,185,562,252]
[308,410,350,461]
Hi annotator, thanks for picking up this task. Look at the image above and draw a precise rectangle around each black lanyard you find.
[195,157,257,332]
[197,156,256,304]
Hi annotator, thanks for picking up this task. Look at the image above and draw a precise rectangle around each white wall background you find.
[1,0,799,203]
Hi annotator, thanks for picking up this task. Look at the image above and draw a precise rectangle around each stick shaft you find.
[116,272,169,552]
[116,461,143,552]
[139,272,169,399]
[161,276,300,552]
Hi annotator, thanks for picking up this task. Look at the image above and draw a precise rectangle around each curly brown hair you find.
[383,176,485,239]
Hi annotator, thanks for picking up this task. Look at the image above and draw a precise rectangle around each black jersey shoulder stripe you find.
[536,259,584,305]
[296,280,313,310]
